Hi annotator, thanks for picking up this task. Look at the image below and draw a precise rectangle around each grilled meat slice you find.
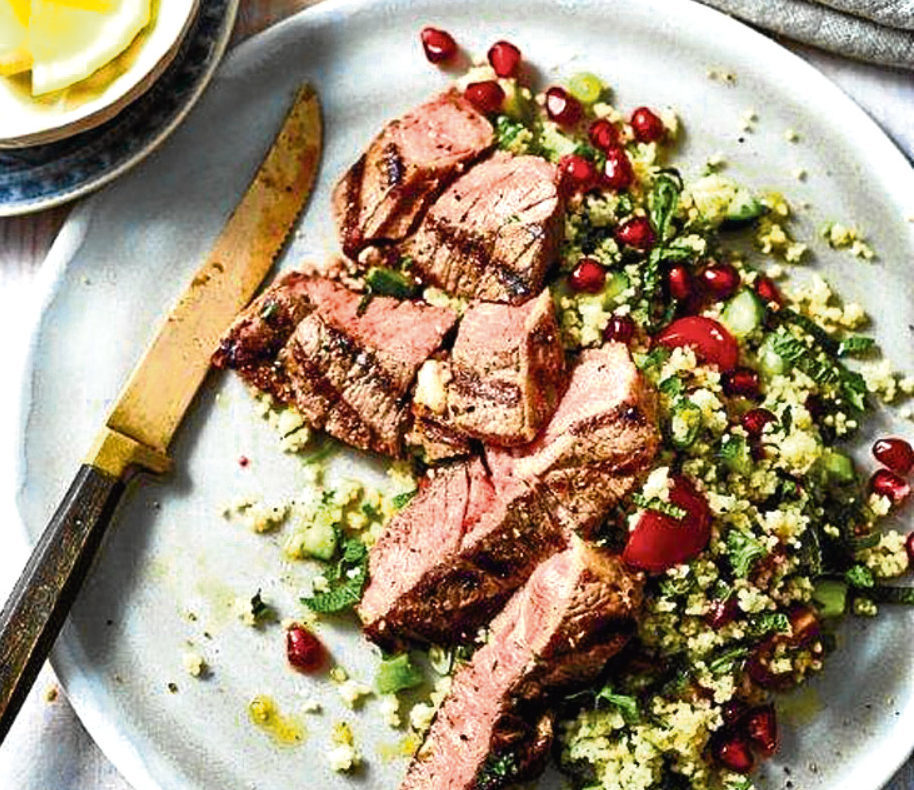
[358,458,567,647]
[404,152,563,304]
[487,342,660,535]
[400,538,643,790]
[445,290,565,445]
[279,278,457,456]
[333,89,494,257]
[212,271,321,401]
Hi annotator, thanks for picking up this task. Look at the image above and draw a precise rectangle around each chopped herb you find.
[361,502,382,521]
[778,308,839,356]
[845,564,875,589]
[659,376,684,397]
[476,751,519,790]
[594,685,641,724]
[250,590,275,623]
[364,266,419,299]
[632,493,687,520]
[749,612,790,636]
[301,436,337,465]
[636,347,671,372]
[838,335,876,357]
[301,535,370,614]
[719,434,752,475]
[707,645,749,675]
[726,529,767,578]
[494,115,534,154]
[770,326,868,412]
[726,779,754,790]
[781,405,793,434]
[847,531,881,551]
[870,586,914,605]
[391,489,417,509]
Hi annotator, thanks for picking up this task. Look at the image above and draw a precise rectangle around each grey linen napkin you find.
[700,0,914,69]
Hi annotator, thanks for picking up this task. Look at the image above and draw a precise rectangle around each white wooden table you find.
[0,4,912,787]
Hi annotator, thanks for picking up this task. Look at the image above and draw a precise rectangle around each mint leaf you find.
[727,529,767,578]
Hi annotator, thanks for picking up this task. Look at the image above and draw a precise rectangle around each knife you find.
[0,84,322,744]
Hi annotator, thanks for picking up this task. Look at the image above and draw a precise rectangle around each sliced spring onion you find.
[566,71,603,104]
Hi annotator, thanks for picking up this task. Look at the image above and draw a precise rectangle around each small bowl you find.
[0,0,200,148]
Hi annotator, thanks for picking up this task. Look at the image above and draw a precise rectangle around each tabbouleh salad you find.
[222,31,914,790]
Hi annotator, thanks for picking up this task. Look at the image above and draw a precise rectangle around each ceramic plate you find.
[0,0,199,148]
[7,0,914,788]
[0,0,237,216]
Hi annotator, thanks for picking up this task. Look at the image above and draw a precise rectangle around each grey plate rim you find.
[8,0,914,788]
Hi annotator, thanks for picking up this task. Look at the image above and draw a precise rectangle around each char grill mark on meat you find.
[404,153,563,304]
[332,90,494,258]
[408,291,565,455]
[280,278,458,457]
[487,342,660,535]
[358,458,568,648]
[400,538,643,790]
[446,290,565,445]
[212,271,322,402]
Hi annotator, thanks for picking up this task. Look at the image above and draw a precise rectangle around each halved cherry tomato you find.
[622,476,711,573]
[654,316,739,371]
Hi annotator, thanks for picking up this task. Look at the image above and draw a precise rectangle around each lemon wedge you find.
[28,0,150,95]
[0,0,31,75]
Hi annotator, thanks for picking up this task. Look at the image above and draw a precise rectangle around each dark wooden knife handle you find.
[0,464,124,743]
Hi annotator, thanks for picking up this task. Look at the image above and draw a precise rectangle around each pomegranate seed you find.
[487,40,521,78]
[873,437,914,476]
[701,264,741,301]
[238,455,249,467]
[804,393,825,420]
[906,532,914,564]
[722,700,748,726]
[601,146,634,192]
[286,625,324,673]
[545,86,582,126]
[420,27,457,64]
[754,276,783,307]
[706,597,738,630]
[615,216,655,250]
[870,469,911,506]
[464,80,504,114]
[667,265,692,301]
[723,367,761,399]
[741,407,777,438]
[588,118,619,151]
[714,733,755,774]
[559,154,598,195]
[630,106,665,143]
[744,705,779,757]
[569,258,606,293]
[604,314,636,345]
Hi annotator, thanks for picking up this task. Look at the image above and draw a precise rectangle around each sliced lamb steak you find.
[446,290,565,445]
[400,538,643,790]
[333,89,494,257]
[487,342,660,535]
[358,458,567,647]
[280,278,457,456]
[404,152,563,304]
[212,271,321,401]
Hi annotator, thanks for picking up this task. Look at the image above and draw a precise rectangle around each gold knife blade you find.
[89,84,322,477]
